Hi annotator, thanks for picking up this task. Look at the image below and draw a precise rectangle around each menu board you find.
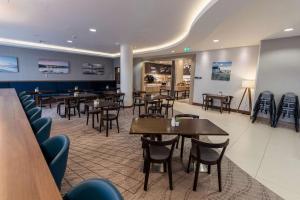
[145,62,171,75]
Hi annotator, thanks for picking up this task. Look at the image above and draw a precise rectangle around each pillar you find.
[120,44,133,106]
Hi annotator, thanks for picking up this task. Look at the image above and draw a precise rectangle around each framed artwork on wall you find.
[82,63,104,75]
[0,56,18,73]
[211,61,232,81]
[38,59,70,74]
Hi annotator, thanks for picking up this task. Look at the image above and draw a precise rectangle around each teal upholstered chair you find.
[41,135,70,190]
[31,117,52,144]
[21,95,32,104]
[63,179,123,200]
[26,107,42,124]
[23,100,36,112]
[18,91,27,98]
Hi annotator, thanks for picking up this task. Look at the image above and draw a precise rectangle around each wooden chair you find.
[222,96,234,113]
[187,139,229,192]
[148,99,163,114]
[202,93,213,110]
[64,98,81,120]
[133,91,146,115]
[100,104,120,137]
[161,98,175,117]
[85,102,101,128]
[175,114,199,158]
[141,136,178,191]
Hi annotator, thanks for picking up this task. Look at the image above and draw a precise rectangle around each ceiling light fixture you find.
[89,28,97,32]
[213,39,219,43]
[284,28,294,32]
[171,50,175,53]
[67,40,73,43]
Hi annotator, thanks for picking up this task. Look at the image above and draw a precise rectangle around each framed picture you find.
[38,59,70,74]
[0,56,18,73]
[82,63,104,75]
[211,61,232,81]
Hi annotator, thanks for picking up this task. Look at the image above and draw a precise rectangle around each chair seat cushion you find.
[191,146,220,162]
[148,106,160,110]
[149,146,170,160]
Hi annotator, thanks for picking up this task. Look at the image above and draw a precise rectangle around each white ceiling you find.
[0,0,300,57]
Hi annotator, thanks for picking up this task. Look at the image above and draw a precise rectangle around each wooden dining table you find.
[204,93,228,113]
[135,94,172,114]
[0,88,62,200]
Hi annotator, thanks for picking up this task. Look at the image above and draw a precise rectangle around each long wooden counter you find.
[0,89,62,200]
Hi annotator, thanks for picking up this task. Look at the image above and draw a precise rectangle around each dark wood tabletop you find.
[52,92,98,101]
[129,118,229,136]
[136,94,172,101]
[0,89,62,200]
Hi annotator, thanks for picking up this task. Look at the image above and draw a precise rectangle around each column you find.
[120,44,133,107]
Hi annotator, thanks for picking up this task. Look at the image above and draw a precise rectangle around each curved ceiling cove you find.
[0,0,217,58]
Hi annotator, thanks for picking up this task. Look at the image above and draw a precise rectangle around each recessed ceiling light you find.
[89,28,97,32]
[213,39,220,43]
[171,50,175,53]
[115,42,120,46]
[67,40,73,43]
[284,28,294,32]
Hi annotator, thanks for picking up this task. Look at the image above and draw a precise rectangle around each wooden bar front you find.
[0,89,62,200]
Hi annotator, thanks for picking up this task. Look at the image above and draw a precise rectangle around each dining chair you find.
[161,98,175,117]
[117,93,125,108]
[18,91,27,98]
[64,98,81,120]
[31,117,52,145]
[100,104,120,137]
[23,100,36,112]
[147,99,163,114]
[63,179,123,200]
[187,138,229,192]
[85,103,101,128]
[141,136,178,191]
[41,135,70,190]
[221,96,234,113]
[26,107,42,124]
[133,91,146,115]
[202,93,213,110]
[175,114,199,158]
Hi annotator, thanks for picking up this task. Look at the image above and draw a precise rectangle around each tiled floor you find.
[44,102,288,199]
[174,101,300,200]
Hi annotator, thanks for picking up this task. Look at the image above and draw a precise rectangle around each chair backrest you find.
[19,91,27,98]
[191,139,229,163]
[103,104,120,117]
[63,178,123,200]
[31,117,52,144]
[26,107,42,123]
[141,136,178,161]
[175,114,199,119]
[41,135,70,189]
[24,100,36,112]
[166,98,175,106]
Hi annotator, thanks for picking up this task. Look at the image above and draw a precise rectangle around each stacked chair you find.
[252,91,276,126]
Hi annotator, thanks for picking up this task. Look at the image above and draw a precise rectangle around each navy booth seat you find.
[0,80,117,95]
[31,117,52,145]
[26,107,42,123]
[24,100,36,112]
[18,91,27,98]
[63,179,124,200]
[41,135,70,190]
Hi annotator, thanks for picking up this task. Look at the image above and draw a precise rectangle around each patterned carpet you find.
[44,105,282,200]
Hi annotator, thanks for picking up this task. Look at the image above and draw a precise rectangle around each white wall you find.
[255,36,300,122]
[193,45,259,111]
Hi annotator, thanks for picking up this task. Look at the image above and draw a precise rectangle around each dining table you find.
[204,93,228,113]
[135,94,172,114]
[130,117,229,172]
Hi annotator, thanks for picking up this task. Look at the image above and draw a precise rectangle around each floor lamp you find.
[237,80,255,113]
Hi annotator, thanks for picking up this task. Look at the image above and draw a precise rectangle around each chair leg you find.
[78,106,81,118]
[208,165,211,174]
[180,137,185,158]
[144,160,150,191]
[193,162,200,191]
[92,114,95,128]
[68,108,71,120]
[187,153,192,173]
[217,163,222,192]
[172,107,174,117]
[168,161,173,190]
[96,114,99,123]
[86,113,89,125]
[138,106,141,116]
[116,119,120,133]
[163,162,167,172]
[106,119,109,137]
[176,136,180,149]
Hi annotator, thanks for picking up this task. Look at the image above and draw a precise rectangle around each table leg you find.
[220,99,223,113]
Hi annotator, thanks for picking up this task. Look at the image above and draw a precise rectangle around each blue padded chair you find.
[26,107,42,123]
[31,117,52,144]
[24,100,36,112]
[19,91,27,98]
[21,95,32,104]
[41,135,70,190]
[63,179,123,200]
